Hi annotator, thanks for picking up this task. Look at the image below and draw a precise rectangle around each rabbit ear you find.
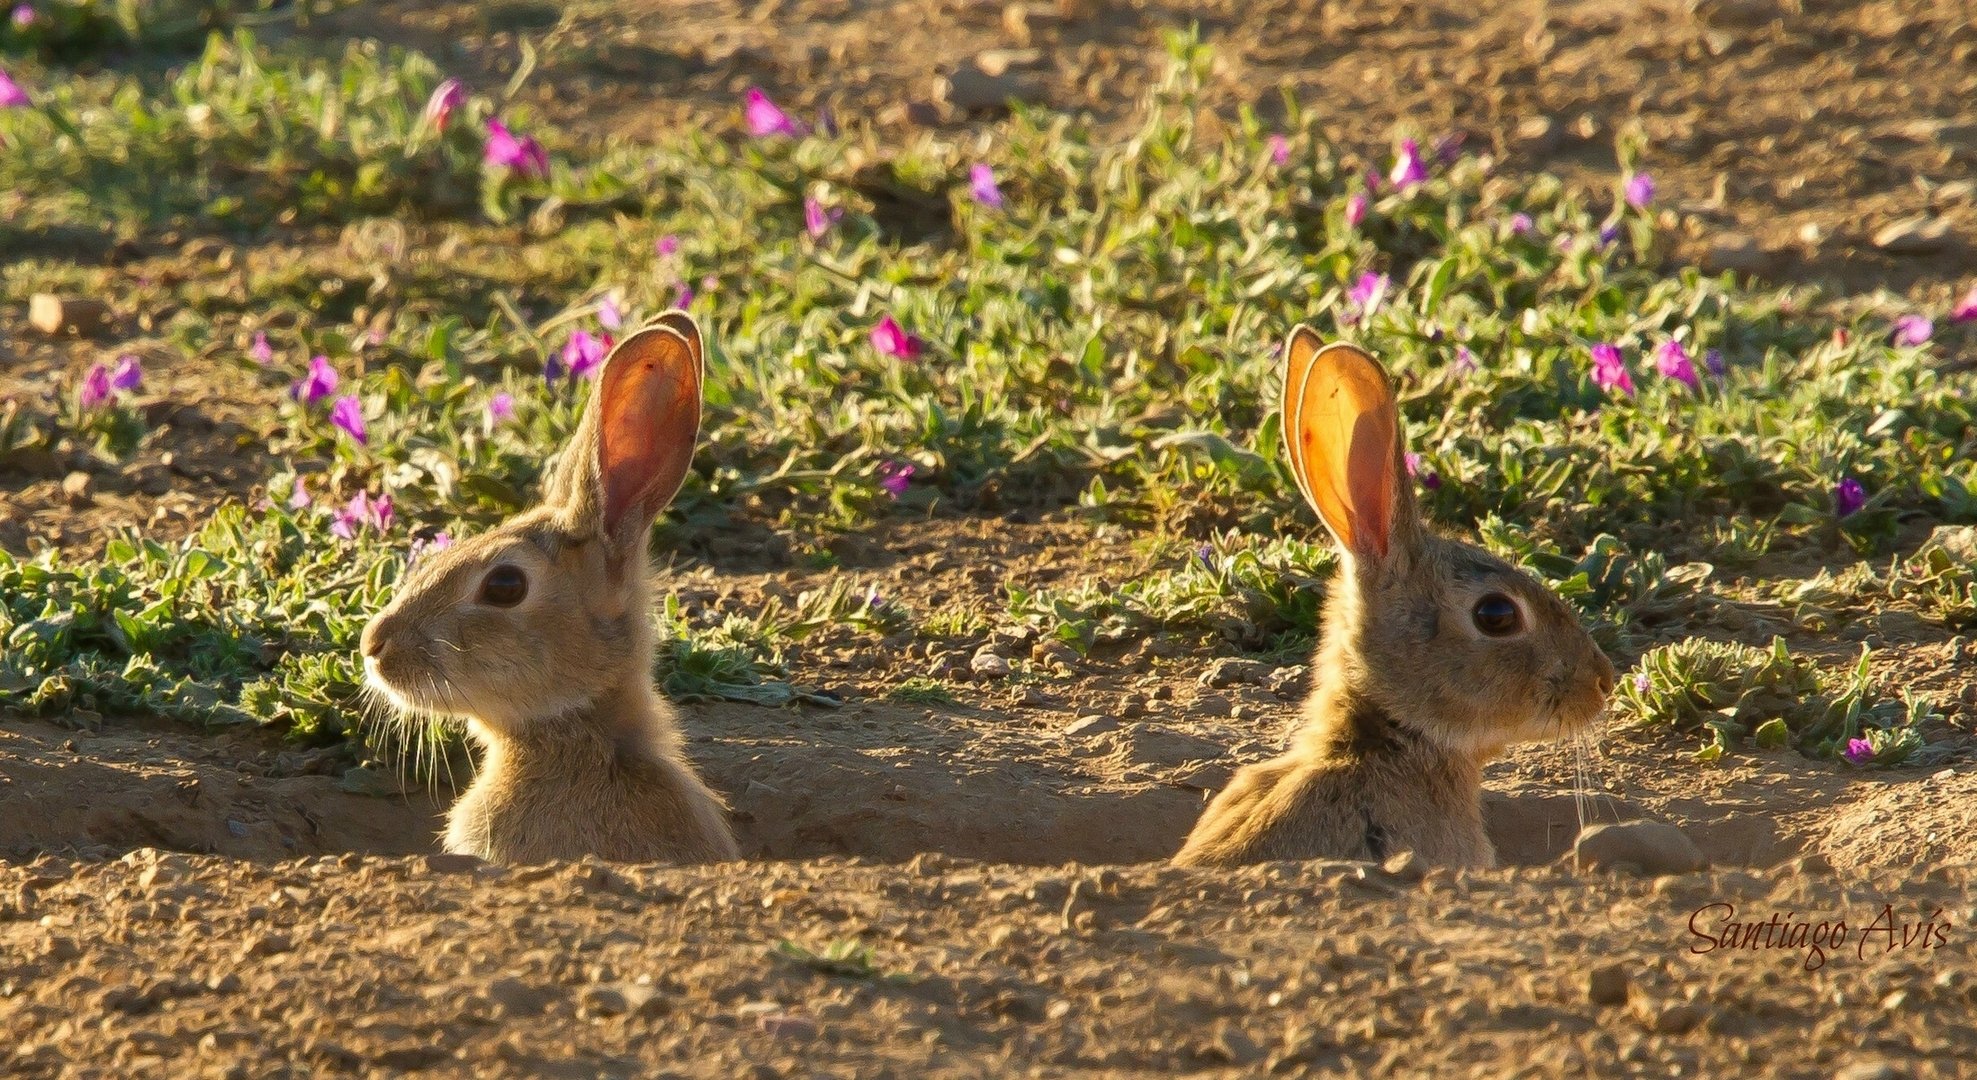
[1283,335,1417,563]
[644,309,705,383]
[549,322,703,554]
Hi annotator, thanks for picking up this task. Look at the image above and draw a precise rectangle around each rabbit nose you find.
[360,616,386,659]
[1595,669,1615,697]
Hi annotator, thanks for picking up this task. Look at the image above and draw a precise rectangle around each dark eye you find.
[479,565,528,607]
[1472,594,1522,637]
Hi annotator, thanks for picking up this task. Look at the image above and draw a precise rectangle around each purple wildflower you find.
[804,196,842,239]
[1598,223,1620,248]
[483,118,549,179]
[1404,452,1441,490]
[968,163,1004,209]
[1705,349,1727,378]
[1342,272,1389,325]
[1624,172,1656,209]
[329,395,368,445]
[655,234,680,258]
[77,363,112,409]
[1344,192,1368,228]
[1508,212,1534,235]
[0,68,28,109]
[290,356,339,405]
[1834,477,1866,518]
[1953,285,1977,323]
[1267,134,1290,167]
[877,461,915,498]
[1633,671,1651,694]
[1590,344,1635,397]
[287,475,311,510]
[423,78,465,132]
[744,87,804,137]
[870,315,922,361]
[1892,314,1933,346]
[1843,738,1874,765]
[486,392,515,426]
[1453,346,1478,374]
[560,329,610,381]
[1388,139,1429,189]
[1655,340,1699,390]
[1194,544,1215,572]
[408,532,453,567]
[671,282,695,310]
[250,332,274,366]
[329,491,392,540]
[598,294,623,330]
[108,354,142,392]
[1432,132,1466,163]
[11,5,31,28]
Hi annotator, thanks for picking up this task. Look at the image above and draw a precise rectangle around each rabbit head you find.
[1280,325,1616,758]
[360,313,706,737]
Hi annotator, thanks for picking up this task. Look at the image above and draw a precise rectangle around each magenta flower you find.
[744,87,804,137]
[329,395,367,445]
[290,356,338,405]
[1705,349,1726,378]
[598,295,623,330]
[968,163,1004,209]
[655,234,680,258]
[1453,346,1478,374]
[1624,172,1656,209]
[109,354,143,392]
[77,363,112,409]
[1590,344,1635,397]
[1632,671,1651,694]
[10,5,31,28]
[1953,285,1977,323]
[559,329,610,381]
[329,491,392,540]
[1342,272,1389,325]
[1344,192,1368,228]
[878,461,916,498]
[287,475,311,510]
[870,315,923,361]
[1388,139,1429,189]
[250,332,274,366]
[671,282,695,310]
[1843,738,1874,765]
[1432,132,1466,163]
[0,67,28,109]
[1598,223,1621,248]
[1404,452,1442,490]
[408,532,453,567]
[1892,314,1933,346]
[1655,340,1699,390]
[1508,212,1534,235]
[1834,477,1866,518]
[803,197,842,238]
[483,118,548,179]
[486,392,515,426]
[423,78,465,132]
[1267,134,1290,167]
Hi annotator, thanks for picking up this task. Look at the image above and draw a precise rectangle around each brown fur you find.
[1174,332,1615,869]
[360,315,738,864]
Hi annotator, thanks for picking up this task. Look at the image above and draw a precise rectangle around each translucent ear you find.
[573,321,704,553]
[1282,336,1414,561]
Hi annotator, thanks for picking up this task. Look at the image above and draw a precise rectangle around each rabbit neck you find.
[1303,663,1488,788]
[477,672,678,774]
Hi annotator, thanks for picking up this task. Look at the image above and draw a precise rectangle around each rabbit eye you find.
[479,565,528,607]
[1471,594,1522,637]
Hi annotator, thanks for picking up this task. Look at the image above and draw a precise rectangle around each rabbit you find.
[1173,328,1616,870]
[360,311,740,865]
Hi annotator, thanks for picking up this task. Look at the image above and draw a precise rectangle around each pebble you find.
[1701,233,1771,273]
[970,651,1012,678]
[487,978,552,1017]
[1266,665,1309,698]
[937,60,1044,113]
[421,853,484,875]
[61,471,93,506]
[1062,715,1120,737]
[28,294,110,336]
[1380,851,1428,884]
[1836,1062,1907,1080]
[1199,658,1271,688]
[1574,821,1707,876]
[1872,216,1951,254]
[1193,693,1235,718]
[1587,963,1630,1006]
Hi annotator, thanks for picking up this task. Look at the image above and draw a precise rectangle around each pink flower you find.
[1655,340,1699,390]
[1834,477,1867,518]
[804,197,842,238]
[598,295,623,330]
[1404,452,1442,490]
[423,78,465,131]
[1892,314,1933,346]
[1508,212,1534,235]
[486,392,515,425]
[1843,737,1873,765]
[1953,285,1977,323]
[408,532,452,567]
[1342,272,1388,325]
[558,329,610,381]
[329,395,367,445]
[483,118,548,179]
[655,234,680,258]
[1433,132,1466,163]
[1344,193,1368,228]
[10,5,32,28]
[250,332,274,365]
[287,475,311,510]
[744,87,804,137]
[109,354,143,392]
[878,461,916,498]
[77,363,112,409]
[329,491,392,540]
[1624,172,1656,209]
[1590,343,1635,397]
[870,315,922,361]
[0,68,29,109]
[1453,346,1478,374]
[1267,134,1290,167]
[968,163,1004,209]
[290,356,338,405]
[1388,139,1428,189]
[671,283,695,310]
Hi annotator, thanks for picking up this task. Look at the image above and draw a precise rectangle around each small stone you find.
[1193,693,1235,718]
[1787,852,1834,876]
[1872,216,1952,254]
[61,471,93,506]
[580,985,629,1017]
[1587,963,1629,1006]
[1030,639,1078,667]
[28,294,111,336]
[1063,714,1120,737]
[1265,665,1308,698]
[1686,0,1782,27]
[970,651,1012,678]
[1117,695,1146,719]
[937,61,1044,113]
[1380,851,1428,884]
[1648,1001,1705,1034]
[421,853,484,875]
[1701,233,1772,273]
[1836,1062,1905,1080]
[240,933,293,958]
[756,1012,818,1039]
[1575,821,1707,876]
[1199,657,1271,688]
[487,978,552,1017]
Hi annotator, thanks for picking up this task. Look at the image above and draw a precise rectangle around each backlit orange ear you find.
[1282,338,1401,560]
[595,322,703,549]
